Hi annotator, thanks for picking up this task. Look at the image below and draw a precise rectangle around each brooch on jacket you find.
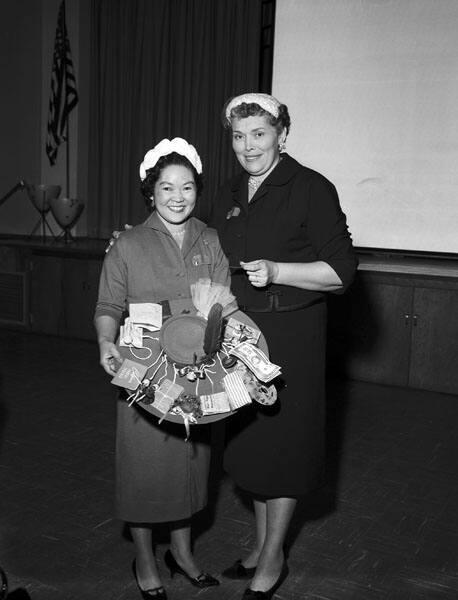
[226,206,241,220]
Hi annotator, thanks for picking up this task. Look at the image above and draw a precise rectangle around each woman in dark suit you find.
[210,93,358,599]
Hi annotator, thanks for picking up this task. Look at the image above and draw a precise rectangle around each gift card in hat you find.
[111,359,148,390]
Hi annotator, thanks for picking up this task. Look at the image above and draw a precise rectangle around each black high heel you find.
[132,559,168,599]
[241,562,289,599]
[222,558,257,580]
[164,549,219,588]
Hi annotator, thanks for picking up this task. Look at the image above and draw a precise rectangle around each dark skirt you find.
[115,399,211,523]
[224,302,327,497]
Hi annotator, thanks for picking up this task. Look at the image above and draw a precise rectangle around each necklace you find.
[170,228,186,237]
[247,157,282,202]
[248,176,263,192]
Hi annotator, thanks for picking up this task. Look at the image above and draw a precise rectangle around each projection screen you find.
[272,0,458,254]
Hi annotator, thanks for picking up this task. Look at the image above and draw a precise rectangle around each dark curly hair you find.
[222,97,291,136]
[140,152,203,207]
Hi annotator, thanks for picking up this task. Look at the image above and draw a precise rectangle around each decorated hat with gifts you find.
[112,279,282,437]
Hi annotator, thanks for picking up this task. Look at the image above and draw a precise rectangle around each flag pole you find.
[66,113,70,197]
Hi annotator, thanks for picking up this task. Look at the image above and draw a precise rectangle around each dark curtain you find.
[87,0,264,238]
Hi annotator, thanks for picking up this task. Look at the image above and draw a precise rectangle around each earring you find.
[278,141,286,153]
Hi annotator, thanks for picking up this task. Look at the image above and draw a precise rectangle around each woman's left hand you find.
[105,224,133,253]
[240,259,278,287]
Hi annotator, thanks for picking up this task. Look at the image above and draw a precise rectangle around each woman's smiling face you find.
[231,115,285,176]
[151,164,197,225]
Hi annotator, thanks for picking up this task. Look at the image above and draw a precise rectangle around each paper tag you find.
[111,359,148,390]
[129,302,162,329]
[120,320,144,347]
[153,379,184,414]
[224,318,261,345]
[201,392,231,414]
[222,371,252,409]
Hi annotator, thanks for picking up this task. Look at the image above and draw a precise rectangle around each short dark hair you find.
[222,100,291,136]
[140,152,203,206]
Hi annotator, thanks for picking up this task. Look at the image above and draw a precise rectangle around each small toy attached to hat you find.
[111,278,281,439]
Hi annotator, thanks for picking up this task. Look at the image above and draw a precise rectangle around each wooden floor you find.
[0,330,457,600]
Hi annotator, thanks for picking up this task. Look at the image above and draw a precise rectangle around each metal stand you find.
[49,197,85,244]
[0,180,56,241]
[28,198,57,241]
[54,226,76,244]
[24,183,61,243]
[0,180,25,208]
[1,181,62,243]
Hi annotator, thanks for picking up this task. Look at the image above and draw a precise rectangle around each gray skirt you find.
[115,398,211,523]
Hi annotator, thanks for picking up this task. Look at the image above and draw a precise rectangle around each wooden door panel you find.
[329,277,413,386]
[410,287,458,394]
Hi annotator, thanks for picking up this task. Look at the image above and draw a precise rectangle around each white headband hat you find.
[139,137,203,181]
[225,93,281,122]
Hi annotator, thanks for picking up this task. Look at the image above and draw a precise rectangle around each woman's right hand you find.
[99,339,123,375]
[240,259,279,287]
[105,224,133,253]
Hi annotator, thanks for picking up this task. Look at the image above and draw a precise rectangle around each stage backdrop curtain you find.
[87,0,264,237]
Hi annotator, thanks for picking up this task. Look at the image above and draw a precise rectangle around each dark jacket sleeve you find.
[306,175,358,293]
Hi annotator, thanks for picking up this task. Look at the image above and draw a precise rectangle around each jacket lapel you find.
[247,154,301,207]
[229,172,248,214]
[180,217,206,259]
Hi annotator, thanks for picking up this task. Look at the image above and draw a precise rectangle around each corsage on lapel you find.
[226,206,241,220]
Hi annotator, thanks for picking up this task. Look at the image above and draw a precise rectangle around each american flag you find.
[45,0,79,166]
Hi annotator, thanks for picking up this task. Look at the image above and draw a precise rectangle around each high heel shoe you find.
[164,549,219,588]
[132,559,168,599]
[241,562,289,599]
[222,558,257,580]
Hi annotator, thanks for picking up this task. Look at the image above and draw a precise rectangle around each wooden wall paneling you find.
[29,254,64,335]
[0,246,22,272]
[62,257,102,340]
